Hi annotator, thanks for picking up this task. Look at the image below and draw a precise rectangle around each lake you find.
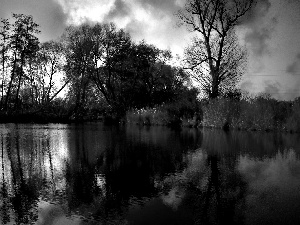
[0,122,300,225]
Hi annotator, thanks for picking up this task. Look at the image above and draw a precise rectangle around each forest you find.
[0,10,299,132]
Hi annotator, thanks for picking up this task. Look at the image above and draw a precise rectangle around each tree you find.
[178,0,254,98]
[62,22,193,120]
[63,22,179,120]
[128,41,174,108]
[35,41,66,104]
[88,23,134,117]
[4,14,40,110]
[62,24,100,119]
[0,19,10,109]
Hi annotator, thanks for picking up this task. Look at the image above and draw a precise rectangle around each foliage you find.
[126,87,200,127]
[1,14,40,111]
[62,22,188,120]
[0,14,69,116]
[201,93,300,132]
[284,100,300,132]
[0,14,190,122]
[126,108,169,126]
[202,98,232,128]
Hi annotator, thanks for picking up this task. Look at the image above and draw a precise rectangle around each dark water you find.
[1,123,300,225]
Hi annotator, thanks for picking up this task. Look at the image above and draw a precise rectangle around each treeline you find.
[0,14,299,133]
[0,14,196,122]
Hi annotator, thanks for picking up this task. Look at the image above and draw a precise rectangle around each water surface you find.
[0,122,300,225]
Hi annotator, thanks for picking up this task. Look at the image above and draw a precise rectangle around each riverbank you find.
[1,95,299,134]
[125,97,300,133]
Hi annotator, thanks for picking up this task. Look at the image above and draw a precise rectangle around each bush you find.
[236,98,275,131]
[202,98,232,128]
[284,101,300,132]
[126,87,201,127]
[201,94,300,132]
[126,108,169,126]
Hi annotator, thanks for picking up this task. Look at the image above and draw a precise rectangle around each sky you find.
[1,0,300,100]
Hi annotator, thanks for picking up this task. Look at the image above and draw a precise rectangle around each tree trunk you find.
[4,53,17,110]
[209,69,219,99]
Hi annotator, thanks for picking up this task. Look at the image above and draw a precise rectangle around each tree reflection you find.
[6,129,39,224]
[163,130,250,225]
[63,124,196,222]
[0,126,59,224]
[1,135,10,224]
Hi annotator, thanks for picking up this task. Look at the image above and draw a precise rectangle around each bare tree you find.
[178,0,254,98]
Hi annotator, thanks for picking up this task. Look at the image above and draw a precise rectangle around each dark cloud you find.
[106,0,130,20]
[105,0,183,26]
[241,0,278,57]
[102,0,189,54]
[104,0,182,24]
[244,25,273,56]
[0,0,68,42]
[286,53,300,75]
[240,0,272,26]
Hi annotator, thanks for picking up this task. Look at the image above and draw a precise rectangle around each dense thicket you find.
[201,94,300,132]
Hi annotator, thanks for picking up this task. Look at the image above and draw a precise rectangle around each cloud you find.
[244,24,275,56]
[286,53,300,75]
[0,0,68,42]
[238,150,300,224]
[240,0,272,26]
[57,0,116,25]
[240,0,278,56]
[107,0,189,54]
[106,0,131,20]
[55,0,190,55]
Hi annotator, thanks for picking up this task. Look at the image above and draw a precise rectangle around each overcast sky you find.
[1,0,300,100]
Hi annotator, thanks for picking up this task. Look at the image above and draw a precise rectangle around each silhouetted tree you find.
[35,41,67,105]
[63,22,187,120]
[4,14,40,110]
[178,0,254,98]
[62,24,96,120]
[0,19,10,109]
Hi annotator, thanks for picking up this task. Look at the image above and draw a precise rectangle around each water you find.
[0,122,300,225]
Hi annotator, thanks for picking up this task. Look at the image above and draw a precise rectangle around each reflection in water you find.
[0,123,300,224]
[238,150,300,225]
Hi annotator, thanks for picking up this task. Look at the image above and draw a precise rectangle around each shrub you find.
[202,98,231,128]
[284,101,300,132]
[126,108,169,126]
[236,98,275,131]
